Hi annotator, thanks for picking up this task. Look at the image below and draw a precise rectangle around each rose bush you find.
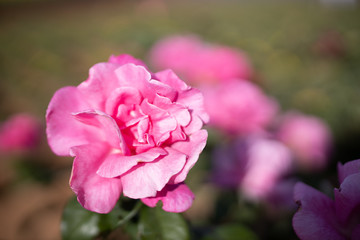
[46,54,208,214]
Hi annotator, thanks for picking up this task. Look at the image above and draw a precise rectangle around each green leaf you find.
[61,196,122,240]
[138,205,190,240]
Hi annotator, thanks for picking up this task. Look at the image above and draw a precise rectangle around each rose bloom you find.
[202,80,278,135]
[276,112,332,171]
[293,159,360,240]
[212,136,292,200]
[149,35,253,85]
[0,113,41,153]
[46,54,208,213]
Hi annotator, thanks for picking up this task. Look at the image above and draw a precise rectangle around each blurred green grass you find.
[1,0,360,151]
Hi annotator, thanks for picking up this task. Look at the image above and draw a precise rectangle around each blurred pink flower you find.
[202,80,278,135]
[240,137,293,200]
[276,112,332,171]
[0,113,41,153]
[293,159,360,240]
[46,54,208,213]
[212,136,292,200]
[149,35,253,85]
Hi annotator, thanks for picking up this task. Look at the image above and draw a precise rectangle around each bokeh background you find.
[1,0,360,239]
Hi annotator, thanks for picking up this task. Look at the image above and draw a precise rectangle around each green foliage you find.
[138,205,190,240]
[61,198,190,240]
[61,196,122,240]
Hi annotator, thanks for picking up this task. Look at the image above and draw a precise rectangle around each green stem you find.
[117,200,143,226]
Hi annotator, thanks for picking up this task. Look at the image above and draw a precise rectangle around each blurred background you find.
[0,0,360,239]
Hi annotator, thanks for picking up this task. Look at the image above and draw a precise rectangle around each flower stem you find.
[117,200,143,226]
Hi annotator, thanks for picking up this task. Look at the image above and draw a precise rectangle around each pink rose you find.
[202,80,278,135]
[46,54,208,213]
[0,113,41,153]
[276,112,332,171]
[212,136,292,200]
[293,159,360,240]
[149,35,253,85]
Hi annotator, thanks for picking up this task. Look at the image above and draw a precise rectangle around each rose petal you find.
[97,147,167,178]
[141,183,195,213]
[293,182,345,240]
[115,64,155,102]
[170,130,208,184]
[184,113,204,135]
[141,99,177,145]
[46,87,101,156]
[121,147,186,199]
[149,79,178,102]
[153,94,191,127]
[77,62,121,111]
[108,54,147,68]
[168,125,187,143]
[177,88,209,124]
[69,143,122,214]
[105,87,142,116]
[72,110,129,155]
[155,69,190,92]
[137,116,150,143]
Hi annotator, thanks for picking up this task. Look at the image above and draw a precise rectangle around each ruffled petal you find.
[46,86,101,156]
[153,94,191,127]
[105,87,142,117]
[293,182,345,240]
[141,99,177,145]
[170,130,208,184]
[184,113,204,135]
[77,62,121,111]
[154,69,190,92]
[108,54,147,68]
[69,143,122,214]
[97,147,167,178]
[177,88,209,124]
[114,64,155,102]
[149,79,178,102]
[141,183,195,213]
[168,125,187,143]
[121,147,186,199]
[72,110,129,155]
